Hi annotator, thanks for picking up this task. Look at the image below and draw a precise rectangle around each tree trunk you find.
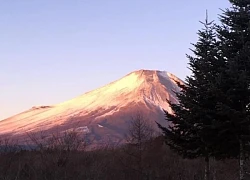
[240,140,245,180]
[204,156,210,180]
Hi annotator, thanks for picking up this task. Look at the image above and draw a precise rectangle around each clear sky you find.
[1,0,230,120]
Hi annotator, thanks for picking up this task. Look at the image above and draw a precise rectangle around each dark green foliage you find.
[159,0,250,157]
[214,1,250,179]
[159,0,250,179]
[158,16,222,160]
[215,0,250,150]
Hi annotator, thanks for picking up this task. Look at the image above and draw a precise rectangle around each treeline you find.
[0,130,241,180]
[0,113,245,180]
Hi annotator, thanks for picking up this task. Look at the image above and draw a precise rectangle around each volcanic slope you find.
[0,70,183,144]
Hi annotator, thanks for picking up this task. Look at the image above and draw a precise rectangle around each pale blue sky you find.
[1,0,230,120]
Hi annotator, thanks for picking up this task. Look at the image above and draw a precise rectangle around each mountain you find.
[0,70,183,145]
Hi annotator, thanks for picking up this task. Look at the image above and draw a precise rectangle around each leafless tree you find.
[122,112,155,180]
[0,137,23,180]
[26,128,89,179]
[126,112,155,145]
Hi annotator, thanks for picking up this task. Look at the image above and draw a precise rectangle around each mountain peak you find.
[0,69,182,145]
[130,69,159,76]
[127,69,182,87]
[133,69,157,74]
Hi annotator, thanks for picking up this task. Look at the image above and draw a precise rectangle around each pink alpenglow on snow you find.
[0,70,183,145]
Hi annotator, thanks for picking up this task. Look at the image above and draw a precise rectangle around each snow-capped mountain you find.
[0,70,183,144]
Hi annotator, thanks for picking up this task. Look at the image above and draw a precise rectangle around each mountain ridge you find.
[0,69,183,144]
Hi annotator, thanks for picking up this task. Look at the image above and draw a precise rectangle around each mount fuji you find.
[0,70,183,144]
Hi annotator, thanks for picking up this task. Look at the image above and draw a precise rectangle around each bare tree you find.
[26,128,89,179]
[0,137,23,180]
[122,112,155,180]
[126,112,154,145]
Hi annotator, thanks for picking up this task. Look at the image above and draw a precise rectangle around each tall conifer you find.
[214,1,250,179]
[158,14,221,180]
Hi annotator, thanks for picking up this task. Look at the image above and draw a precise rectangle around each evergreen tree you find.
[158,14,222,180]
[159,1,250,180]
[214,1,250,179]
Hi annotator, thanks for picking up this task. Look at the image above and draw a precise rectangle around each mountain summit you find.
[0,70,182,144]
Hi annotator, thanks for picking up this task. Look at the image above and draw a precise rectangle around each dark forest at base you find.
[0,136,243,180]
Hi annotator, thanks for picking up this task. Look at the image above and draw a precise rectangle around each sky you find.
[0,0,230,120]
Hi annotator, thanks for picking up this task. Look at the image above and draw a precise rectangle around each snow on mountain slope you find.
[0,70,182,143]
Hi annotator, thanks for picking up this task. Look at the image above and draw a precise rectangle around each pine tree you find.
[158,14,223,180]
[214,1,250,179]
[159,1,250,180]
